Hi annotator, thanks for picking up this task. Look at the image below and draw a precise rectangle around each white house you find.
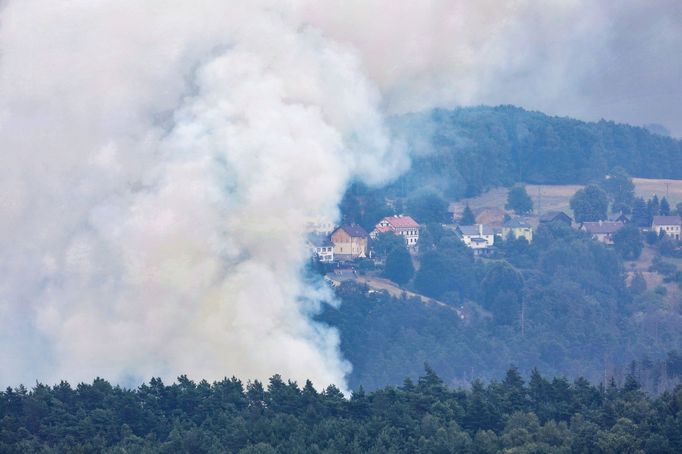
[308,234,334,262]
[580,220,624,245]
[371,215,421,247]
[652,215,682,240]
[457,224,494,254]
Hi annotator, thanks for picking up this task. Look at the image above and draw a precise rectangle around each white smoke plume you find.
[0,0,678,389]
[0,0,405,389]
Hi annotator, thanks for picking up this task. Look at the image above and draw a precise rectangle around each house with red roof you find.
[371,215,421,247]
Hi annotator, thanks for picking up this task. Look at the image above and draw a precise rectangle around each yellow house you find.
[501,218,533,243]
[331,224,369,260]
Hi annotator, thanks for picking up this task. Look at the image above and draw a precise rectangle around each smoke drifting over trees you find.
[0,1,407,389]
[0,0,680,389]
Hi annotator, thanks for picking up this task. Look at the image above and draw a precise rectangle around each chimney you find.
[479,224,483,236]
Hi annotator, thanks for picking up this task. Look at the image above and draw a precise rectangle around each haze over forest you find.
[1,1,682,451]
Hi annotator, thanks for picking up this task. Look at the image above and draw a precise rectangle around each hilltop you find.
[326,107,682,392]
[387,105,682,200]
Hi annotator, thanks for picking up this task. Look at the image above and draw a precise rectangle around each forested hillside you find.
[2,368,682,452]
[319,222,682,392]
[388,106,682,199]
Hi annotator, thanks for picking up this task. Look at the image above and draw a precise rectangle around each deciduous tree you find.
[613,225,643,260]
[570,185,608,222]
[505,185,533,215]
[383,243,414,285]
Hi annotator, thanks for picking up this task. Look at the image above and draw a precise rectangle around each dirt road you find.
[328,272,465,319]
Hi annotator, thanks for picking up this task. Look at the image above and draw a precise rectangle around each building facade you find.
[652,215,682,240]
[457,224,495,254]
[580,220,624,244]
[501,218,533,243]
[308,235,334,262]
[371,215,421,247]
[331,225,369,260]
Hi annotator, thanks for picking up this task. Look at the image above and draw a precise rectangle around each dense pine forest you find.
[2,368,682,453]
[388,106,682,198]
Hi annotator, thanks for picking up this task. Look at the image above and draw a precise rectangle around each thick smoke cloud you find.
[0,0,405,389]
[305,0,682,136]
[0,0,679,389]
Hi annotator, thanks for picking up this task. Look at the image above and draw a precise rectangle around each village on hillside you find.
[308,200,681,262]
[306,176,682,308]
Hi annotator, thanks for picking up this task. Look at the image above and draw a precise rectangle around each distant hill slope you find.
[388,105,682,199]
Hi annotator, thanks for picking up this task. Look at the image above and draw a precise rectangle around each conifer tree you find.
[631,197,649,227]
[460,204,476,225]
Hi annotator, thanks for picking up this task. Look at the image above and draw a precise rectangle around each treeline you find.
[320,221,682,391]
[388,105,682,198]
[2,368,682,452]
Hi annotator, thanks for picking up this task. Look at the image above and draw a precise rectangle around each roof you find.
[379,215,420,229]
[458,224,495,236]
[539,211,572,223]
[581,221,624,234]
[335,224,368,238]
[373,225,392,234]
[503,218,531,229]
[308,234,333,248]
[652,215,682,226]
[608,213,630,222]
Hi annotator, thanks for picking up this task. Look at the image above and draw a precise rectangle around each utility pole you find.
[665,182,670,199]
[536,186,542,214]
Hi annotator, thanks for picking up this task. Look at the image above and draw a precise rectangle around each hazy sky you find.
[305,0,682,136]
[0,0,680,389]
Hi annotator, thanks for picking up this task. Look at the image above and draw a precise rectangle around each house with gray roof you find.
[331,224,369,260]
[501,218,533,242]
[539,211,572,226]
[652,215,681,240]
[457,224,495,254]
[580,220,624,244]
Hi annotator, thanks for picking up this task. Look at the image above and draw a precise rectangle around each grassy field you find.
[632,178,682,207]
[450,178,682,225]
